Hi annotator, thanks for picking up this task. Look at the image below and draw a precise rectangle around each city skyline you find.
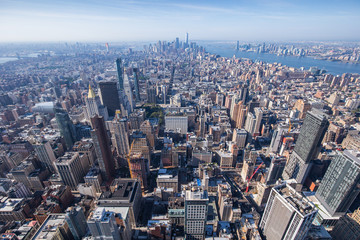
[1,0,360,42]
[1,0,360,238]
[0,34,359,239]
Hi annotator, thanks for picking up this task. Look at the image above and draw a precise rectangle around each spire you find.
[88,84,96,98]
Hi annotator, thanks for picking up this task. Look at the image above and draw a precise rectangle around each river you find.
[203,43,360,75]
[0,57,18,64]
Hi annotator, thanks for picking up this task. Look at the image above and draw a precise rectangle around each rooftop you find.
[99,178,139,205]
[85,167,101,177]
[275,183,316,216]
[31,214,67,240]
[185,188,208,201]
[216,149,232,158]
[0,198,23,212]
[56,152,78,164]
[343,149,360,165]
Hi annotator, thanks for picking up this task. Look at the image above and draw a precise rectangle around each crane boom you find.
[245,162,264,193]
[288,119,292,133]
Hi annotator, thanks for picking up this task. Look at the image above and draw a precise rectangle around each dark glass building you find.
[98,81,120,117]
[283,110,329,184]
[90,115,115,181]
[316,150,360,217]
[55,108,76,150]
[116,58,124,90]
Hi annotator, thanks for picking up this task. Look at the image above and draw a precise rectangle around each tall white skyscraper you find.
[260,183,317,240]
[109,117,130,157]
[244,112,256,134]
[85,85,108,121]
[123,72,135,113]
[34,140,57,173]
[55,152,87,190]
[232,128,248,148]
[184,186,208,240]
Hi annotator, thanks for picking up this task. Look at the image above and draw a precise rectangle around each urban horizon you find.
[1,1,360,240]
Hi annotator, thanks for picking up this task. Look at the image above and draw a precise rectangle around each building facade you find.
[184,188,208,240]
[91,115,115,181]
[260,183,317,240]
[315,150,360,217]
[283,110,329,184]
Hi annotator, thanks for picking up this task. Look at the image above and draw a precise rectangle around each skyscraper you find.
[55,108,76,150]
[109,117,130,157]
[199,115,206,138]
[123,72,135,112]
[98,81,120,117]
[133,68,140,102]
[91,115,115,181]
[230,95,240,119]
[293,99,311,119]
[84,167,103,193]
[55,152,86,190]
[140,120,155,149]
[87,207,121,240]
[131,130,151,163]
[34,140,57,173]
[268,124,289,154]
[175,37,180,49]
[116,58,124,91]
[185,32,189,48]
[65,206,88,240]
[283,110,329,184]
[266,156,287,184]
[240,85,249,104]
[219,196,233,221]
[236,103,247,129]
[184,186,208,240]
[260,183,318,240]
[244,112,257,135]
[129,152,148,190]
[253,107,263,136]
[232,128,247,148]
[147,85,157,104]
[85,85,108,121]
[315,150,360,217]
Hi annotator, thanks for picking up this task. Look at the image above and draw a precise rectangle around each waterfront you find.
[203,43,360,75]
[0,57,18,64]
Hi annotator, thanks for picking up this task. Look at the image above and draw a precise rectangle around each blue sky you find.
[0,0,359,42]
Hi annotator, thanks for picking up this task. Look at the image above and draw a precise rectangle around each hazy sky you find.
[1,0,360,42]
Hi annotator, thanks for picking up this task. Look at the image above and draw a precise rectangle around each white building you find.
[34,141,57,173]
[87,207,121,240]
[185,187,209,240]
[260,183,318,240]
[85,85,108,121]
[232,128,247,148]
[55,152,86,190]
[165,115,188,134]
